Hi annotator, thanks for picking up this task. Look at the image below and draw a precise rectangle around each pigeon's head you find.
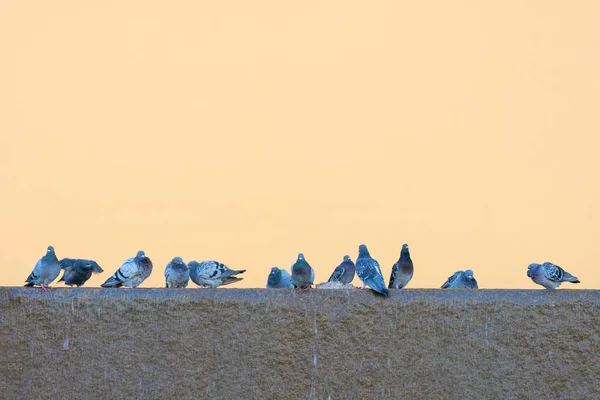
[400,244,410,258]
[343,255,351,262]
[268,267,281,285]
[294,254,310,270]
[527,263,539,277]
[172,256,184,265]
[136,250,146,258]
[464,270,475,279]
[188,260,199,269]
[358,244,370,257]
[47,246,55,253]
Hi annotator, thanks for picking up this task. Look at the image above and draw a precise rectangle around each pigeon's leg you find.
[40,284,48,292]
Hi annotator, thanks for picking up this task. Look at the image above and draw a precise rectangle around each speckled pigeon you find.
[389,243,414,289]
[24,246,61,291]
[188,260,245,288]
[355,244,389,296]
[59,258,104,287]
[291,253,315,289]
[328,255,355,285]
[441,269,478,289]
[527,262,579,289]
[266,267,294,288]
[164,256,190,288]
[101,250,153,288]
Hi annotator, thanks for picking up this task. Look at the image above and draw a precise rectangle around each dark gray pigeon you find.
[59,258,104,287]
[101,250,153,288]
[328,255,355,285]
[165,256,190,288]
[24,246,61,291]
[188,260,245,288]
[441,269,478,289]
[355,244,389,296]
[389,244,414,289]
[266,267,294,288]
[291,253,314,289]
[527,262,579,289]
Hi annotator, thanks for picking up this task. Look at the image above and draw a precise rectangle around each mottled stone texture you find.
[1,288,599,399]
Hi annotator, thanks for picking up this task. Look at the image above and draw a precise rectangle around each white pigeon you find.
[188,260,245,288]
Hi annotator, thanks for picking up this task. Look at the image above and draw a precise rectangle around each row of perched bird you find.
[24,243,580,294]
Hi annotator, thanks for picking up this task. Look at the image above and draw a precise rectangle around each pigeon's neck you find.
[44,253,58,262]
[399,249,411,261]
[358,250,370,259]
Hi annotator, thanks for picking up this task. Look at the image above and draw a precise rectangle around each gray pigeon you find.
[101,250,153,288]
[291,253,314,289]
[355,244,389,296]
[266,267,294,288]
[328,255,355,284]
[24,246,61,291]
[164,257,190,288]
[59,258,104,287]
[441,269,478,289]
[389,244,414,289]
[188,260,245,288]
[527,262,580,289]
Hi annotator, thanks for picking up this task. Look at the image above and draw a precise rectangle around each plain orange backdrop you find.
[1,1,599,289]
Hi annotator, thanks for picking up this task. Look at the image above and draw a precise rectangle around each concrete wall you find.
[1,288,599,399]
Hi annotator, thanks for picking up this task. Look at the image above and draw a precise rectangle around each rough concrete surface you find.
[1,288,599,399]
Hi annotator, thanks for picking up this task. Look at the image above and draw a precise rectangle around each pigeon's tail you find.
[365,278,390,297]
[221,276,244,286]
[221,269,246,278]
[24,272,37,286]
[101,274,124,288]
[563,272,580,284]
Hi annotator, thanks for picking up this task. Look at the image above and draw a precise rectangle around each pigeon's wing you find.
[101,257,138,287]
[280,270,293,287]
[328,265,344,282]
[202,261,244,279]
[388,262,399,288]
[541,262,564,282]
[542,262,579,283]
[441,271,461,288]
[25,259,43,284]
[196,261,221,280]
[59,258,77,271]
[357,259,382,282]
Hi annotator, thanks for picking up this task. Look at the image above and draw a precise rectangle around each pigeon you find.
[188,260,245,288]
[389,243,414,289]
[101,250,153,288]
[328,255,355,285]
[441,270,478,289]
[24,246,61,291]
[527,262,580,289]
[355,244,389,296]
[291,253,314,289]
[58,258,104,287]
[164,257,190,288]
[266,267,294,288]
